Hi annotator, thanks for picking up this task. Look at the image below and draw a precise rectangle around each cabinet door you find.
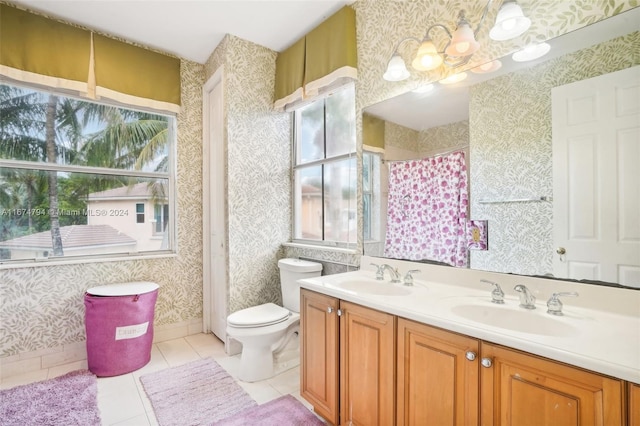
[480,342,624,426]
[300,289,340,425]
[340,301,396,426]
[397,318,480,426]
[630,382,640,426]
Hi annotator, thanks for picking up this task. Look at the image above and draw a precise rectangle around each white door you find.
[203,67,228,339]
[552,65,640,287]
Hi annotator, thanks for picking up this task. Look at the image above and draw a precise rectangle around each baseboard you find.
[0,318,203,380]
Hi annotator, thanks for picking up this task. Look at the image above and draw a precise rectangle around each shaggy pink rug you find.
[0,369,100,426]
[212,394,325,425]
[140,358,257,426]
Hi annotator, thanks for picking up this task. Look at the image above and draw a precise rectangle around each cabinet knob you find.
[465,351,477,361]
[327,307,333,314]
[481,357,493,368]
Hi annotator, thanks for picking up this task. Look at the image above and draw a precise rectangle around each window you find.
[0,83,176,263]
[153,204,169,234]
[293,85,356,244]
[363,151,381,242]
[136,203,145,224]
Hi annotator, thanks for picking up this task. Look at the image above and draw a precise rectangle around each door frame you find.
[202,66,228,339]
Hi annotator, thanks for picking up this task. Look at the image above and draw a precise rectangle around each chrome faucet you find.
[514,285,536,309]
[481,279,504,304]
[380,264,401,283]
[547,292,579,316]
[403,269,421,286]
[370,263,384,280]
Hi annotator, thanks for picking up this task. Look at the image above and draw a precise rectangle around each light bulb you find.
[500,18,517,31]
[412,39,443,71]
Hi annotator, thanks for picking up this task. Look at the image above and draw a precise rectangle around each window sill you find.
[282,241,359,255]
[0,252,177,270]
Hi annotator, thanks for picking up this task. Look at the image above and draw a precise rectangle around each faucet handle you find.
[546,292,579,316]
[480,279,504,304]
[403,269,421,286]
[370,263,384,280]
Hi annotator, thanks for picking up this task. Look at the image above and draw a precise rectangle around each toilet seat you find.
[227,303,290,328]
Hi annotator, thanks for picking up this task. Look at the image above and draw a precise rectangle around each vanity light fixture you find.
[512,42,551,62]
[383,0,531,82]
[489,1,532,41]
[383,54,411,81]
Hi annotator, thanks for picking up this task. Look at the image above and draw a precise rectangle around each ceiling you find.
[12,0,352,63]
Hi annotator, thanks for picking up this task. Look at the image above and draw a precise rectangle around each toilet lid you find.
[227,303,290,328]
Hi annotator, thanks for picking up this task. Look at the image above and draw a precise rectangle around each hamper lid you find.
[86,281,159,296]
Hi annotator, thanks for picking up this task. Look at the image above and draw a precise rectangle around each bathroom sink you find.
[450,304,578,336]
[327,278,411,296]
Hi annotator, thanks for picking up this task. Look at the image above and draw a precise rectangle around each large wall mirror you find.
[362,8,639,289]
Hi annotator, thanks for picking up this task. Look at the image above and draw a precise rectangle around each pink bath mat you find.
[212,394,325,425]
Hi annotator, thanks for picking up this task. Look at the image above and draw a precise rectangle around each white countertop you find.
[298,257,640,384]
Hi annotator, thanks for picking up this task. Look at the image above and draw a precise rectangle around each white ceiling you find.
[13,0,352,63]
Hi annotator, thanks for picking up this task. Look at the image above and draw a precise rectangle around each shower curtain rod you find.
[380,145,468,164]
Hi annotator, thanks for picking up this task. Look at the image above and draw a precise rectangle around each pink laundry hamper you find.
[84,282,159,377]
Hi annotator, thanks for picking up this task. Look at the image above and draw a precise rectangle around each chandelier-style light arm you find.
[389,36,422,55]
[472,0,496,35]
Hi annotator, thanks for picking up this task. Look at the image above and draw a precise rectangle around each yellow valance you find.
[0,4,91,93]
[274,37,306,111]
[0,4,181,113]
[273,6,357,111]
[304,6,357,97]
[363,114,386,152]
[94,35,181,113]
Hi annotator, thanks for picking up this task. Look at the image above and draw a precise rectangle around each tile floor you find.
[0,333,316,425]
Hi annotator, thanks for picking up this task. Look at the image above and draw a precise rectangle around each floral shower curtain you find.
[383,151,469,267]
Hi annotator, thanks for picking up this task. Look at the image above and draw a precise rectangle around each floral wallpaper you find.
[469,31,639,275]
[1,59,205,357]
[204,35,291,314]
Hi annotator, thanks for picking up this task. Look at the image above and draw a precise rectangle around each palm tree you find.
[1,84,170,256]
[45,95,64,255]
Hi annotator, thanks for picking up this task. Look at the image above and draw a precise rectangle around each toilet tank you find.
[278,258,322,313]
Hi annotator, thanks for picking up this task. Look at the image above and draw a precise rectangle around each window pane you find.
[0,169,171,260]
[294,166,322,240]
[325,86,356,158]
[0,84,171,173]
[363,193,372,241]
[323,158,356,243]
[363,152,372,192]
[296,100,324,164]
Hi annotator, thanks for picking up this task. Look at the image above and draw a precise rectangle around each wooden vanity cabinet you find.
[301,289,628,426]
[300,289,396,426]
[480,342,625,426]
[300,289,340,425]
[629,382,640,426]
[397,318,479,426]
[340,300,396,426]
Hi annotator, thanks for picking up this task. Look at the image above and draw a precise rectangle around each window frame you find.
[291,84,357,247]
[0,81,178,268]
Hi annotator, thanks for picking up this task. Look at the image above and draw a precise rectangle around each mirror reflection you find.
[362,8,640,288]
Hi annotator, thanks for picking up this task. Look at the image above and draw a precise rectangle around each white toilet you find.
[226,258,322,382]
